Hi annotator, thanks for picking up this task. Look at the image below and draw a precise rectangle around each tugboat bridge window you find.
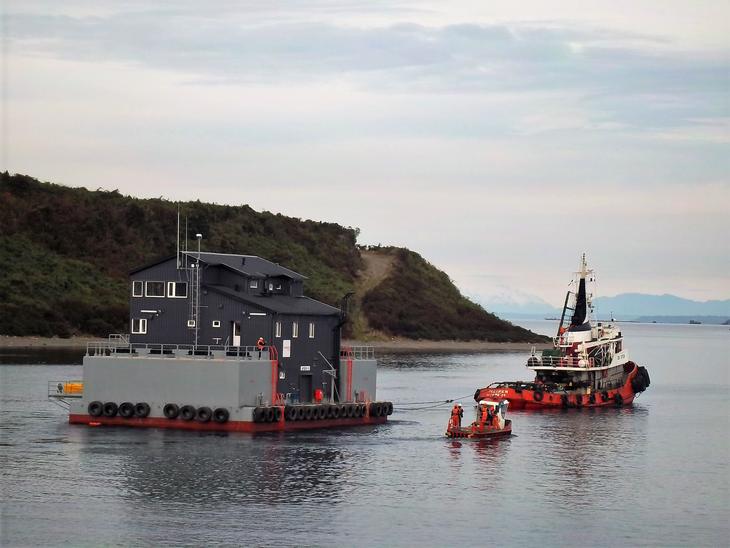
[132,281,143,297]
[308,322,315,338]
[167,281,188,298]
[131,318,147,334]
[292,321,299,338]
[275,321,282,338]
[249,279,258,289]
[145,281,165,297]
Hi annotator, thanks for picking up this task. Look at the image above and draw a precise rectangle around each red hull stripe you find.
[69,414,387,432]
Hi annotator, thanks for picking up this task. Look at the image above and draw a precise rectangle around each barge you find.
[50,245,392,432]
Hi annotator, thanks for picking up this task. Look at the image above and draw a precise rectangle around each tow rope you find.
[396,393,474,411]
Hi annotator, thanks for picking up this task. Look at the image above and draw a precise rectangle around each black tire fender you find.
[285,406,297,421]
[119,402,135,418]
[163,403,180,419]
[102,402,118,417]
[196,406,212,423]
[180,405,196,421]
[134,402,151,418]
[213,408,229,423]
[88,401,103,417]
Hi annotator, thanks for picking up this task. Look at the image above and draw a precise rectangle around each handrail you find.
[339,346,375,360]
[86,341,273,361]
[48,380,84,398]
[529,356,596,368]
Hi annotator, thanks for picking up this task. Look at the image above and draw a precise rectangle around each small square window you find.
[131,318,147,334]
[132,281,144,297]
[250,279,258,289]
[292,322,299,338]
[145,281,165,297]
[167,281,187,298]
[275,321,282,338]
[187,320,196,328]
[212,320,221,328]
[308,322,315,339]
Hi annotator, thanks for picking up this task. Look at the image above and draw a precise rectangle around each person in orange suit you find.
[449,403,463,431]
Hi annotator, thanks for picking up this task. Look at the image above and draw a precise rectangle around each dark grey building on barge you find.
[128,251,343,402]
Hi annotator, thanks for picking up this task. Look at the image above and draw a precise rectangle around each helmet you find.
[479,400,487,405]
[456,403,462,407]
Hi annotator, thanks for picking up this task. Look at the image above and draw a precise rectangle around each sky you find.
[2,1,729,307]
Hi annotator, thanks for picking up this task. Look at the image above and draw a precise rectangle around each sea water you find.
[0,322,728,547]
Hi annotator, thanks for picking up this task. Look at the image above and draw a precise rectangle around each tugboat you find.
[446,400,512,438]
[475,254,650,409]
[49,238,393,432]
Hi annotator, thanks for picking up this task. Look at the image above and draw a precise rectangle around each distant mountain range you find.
[593,293,730,319]
[480,291,730,324]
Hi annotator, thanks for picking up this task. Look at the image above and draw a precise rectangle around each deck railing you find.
[340,346,376,360]
[48,380,84,398]
[529,356,596,368]
[86,341,273,361]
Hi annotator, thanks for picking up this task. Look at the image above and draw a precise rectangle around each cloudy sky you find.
[2,1,728,306]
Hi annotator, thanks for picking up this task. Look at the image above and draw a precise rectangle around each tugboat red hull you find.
[69,413,387,432]
[475,364,644,409]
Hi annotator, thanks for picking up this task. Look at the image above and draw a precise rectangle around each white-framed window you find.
[187,319,196,328]
[250,279,258,289]
[212,320,221,328]
[167,281,188,298]
[145,281,165,297]
[132,281,144,297]
[292,322,299,338]
[308,322,315,339]
[275,321,282,338]
[131,318,147,334]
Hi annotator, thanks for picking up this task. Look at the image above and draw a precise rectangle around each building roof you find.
[205,285,339,316]
[129,252,306,280]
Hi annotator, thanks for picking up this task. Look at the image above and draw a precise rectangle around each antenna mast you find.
[176,207,181,269]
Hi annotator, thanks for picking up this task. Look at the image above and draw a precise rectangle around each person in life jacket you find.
[256,337,266,350]
[449,403,463,431]
[477,400,490,431]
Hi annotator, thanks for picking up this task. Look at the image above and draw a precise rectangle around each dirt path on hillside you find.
[356,250,395,297]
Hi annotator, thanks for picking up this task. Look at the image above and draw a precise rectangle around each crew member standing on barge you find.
[257,337,266,358]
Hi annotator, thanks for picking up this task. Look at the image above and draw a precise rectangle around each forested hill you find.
[0,173,544,342]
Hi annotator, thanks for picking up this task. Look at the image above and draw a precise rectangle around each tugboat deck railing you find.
[86,341,274,361]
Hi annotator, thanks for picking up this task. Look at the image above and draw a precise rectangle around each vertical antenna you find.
[176,206,180,269]
[184,216,189,269]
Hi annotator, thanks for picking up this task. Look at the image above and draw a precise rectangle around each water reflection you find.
[85,430,358,509]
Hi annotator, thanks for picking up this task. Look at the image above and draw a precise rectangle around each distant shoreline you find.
[0,335,544,353]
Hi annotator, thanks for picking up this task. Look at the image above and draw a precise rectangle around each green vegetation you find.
[0,173,545,342]
[361,248,542,342]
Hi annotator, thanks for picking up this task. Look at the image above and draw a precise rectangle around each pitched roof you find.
[129,252,306,280]
[205,284,339,316]
[185,252,306,280]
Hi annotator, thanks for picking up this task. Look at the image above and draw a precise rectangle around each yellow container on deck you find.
[63,382,84,394]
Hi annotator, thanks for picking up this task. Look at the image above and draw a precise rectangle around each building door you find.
[300,375,313,403]
[232,321,241,346]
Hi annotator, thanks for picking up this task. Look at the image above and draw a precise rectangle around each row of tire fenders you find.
[86,400,394,424]
[252,401,394,423]
[87,400,230,423]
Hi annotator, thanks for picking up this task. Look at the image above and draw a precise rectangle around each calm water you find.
[1,322,728,547]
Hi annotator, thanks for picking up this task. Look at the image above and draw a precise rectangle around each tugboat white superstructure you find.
[475,254,650,408]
